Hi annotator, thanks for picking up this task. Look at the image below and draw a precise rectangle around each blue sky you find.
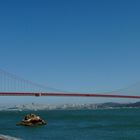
[0,0,140,104]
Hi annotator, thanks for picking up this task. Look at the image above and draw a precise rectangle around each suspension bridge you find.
[0,69,140,99]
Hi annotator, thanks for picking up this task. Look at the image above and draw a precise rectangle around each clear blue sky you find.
[0,0,140,104]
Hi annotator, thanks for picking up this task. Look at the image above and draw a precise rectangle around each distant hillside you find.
[98,102,140,108]
[1,102,140,111]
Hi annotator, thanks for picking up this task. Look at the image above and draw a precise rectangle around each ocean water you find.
[0,109,140,140]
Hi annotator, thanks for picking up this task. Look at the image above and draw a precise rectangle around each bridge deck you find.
[0,92,140,99]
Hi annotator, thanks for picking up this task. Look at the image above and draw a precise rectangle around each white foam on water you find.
[0,134,22,140]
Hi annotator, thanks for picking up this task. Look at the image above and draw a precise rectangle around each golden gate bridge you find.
[0,69,140,99]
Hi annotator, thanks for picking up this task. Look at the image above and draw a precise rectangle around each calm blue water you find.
[0,109,140,140]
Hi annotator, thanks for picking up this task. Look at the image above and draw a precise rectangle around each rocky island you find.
[16,113,47,126]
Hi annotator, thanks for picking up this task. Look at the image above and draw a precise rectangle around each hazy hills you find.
[1,102,140,111]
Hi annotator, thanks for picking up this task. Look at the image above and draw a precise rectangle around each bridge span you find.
[0,69,140,100]
[0,92,140,99]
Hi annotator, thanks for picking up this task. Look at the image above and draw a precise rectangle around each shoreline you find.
[1,102,140,111]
